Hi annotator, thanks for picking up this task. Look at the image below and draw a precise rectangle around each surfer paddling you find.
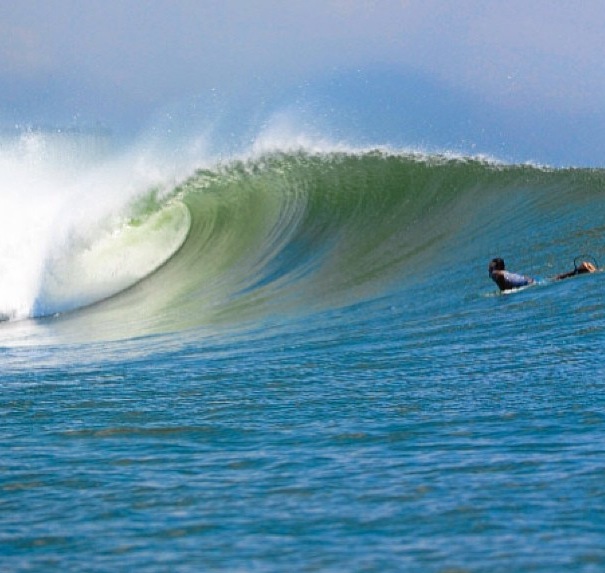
[488,257,597,292]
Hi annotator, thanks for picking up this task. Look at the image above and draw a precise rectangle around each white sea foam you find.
[0,129,200,319]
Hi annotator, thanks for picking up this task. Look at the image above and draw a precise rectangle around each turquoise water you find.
[2,146,605,572]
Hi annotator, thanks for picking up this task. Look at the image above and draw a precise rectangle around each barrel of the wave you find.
[32,201,191,317]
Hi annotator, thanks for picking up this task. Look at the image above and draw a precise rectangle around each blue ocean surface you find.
[1,137,605,572]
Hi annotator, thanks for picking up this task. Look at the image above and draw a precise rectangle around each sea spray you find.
[0,131,77,319]
[0,129,199,319]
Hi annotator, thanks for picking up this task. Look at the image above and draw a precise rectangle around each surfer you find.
[488,257,597,291]
[488,258,534,291]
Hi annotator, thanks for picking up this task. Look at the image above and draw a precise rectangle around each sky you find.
[0,0,603,165]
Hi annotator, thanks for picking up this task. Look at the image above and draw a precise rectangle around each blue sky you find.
[1,1,603,165]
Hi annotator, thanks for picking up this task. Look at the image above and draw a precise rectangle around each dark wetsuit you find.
[490,270,534,291]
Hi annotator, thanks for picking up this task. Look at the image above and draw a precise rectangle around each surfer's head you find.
[489,258,505,276]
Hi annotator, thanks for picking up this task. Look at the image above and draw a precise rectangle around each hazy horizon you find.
[1,1,603,165]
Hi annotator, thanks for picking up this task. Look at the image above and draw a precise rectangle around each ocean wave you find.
[2,145,604,343]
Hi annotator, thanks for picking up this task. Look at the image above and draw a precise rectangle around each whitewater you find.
[2,127,605,572]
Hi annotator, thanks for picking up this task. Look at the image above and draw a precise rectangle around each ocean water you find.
[2,131,605,572]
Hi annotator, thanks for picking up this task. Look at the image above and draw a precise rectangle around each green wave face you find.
[23,149,605,342]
